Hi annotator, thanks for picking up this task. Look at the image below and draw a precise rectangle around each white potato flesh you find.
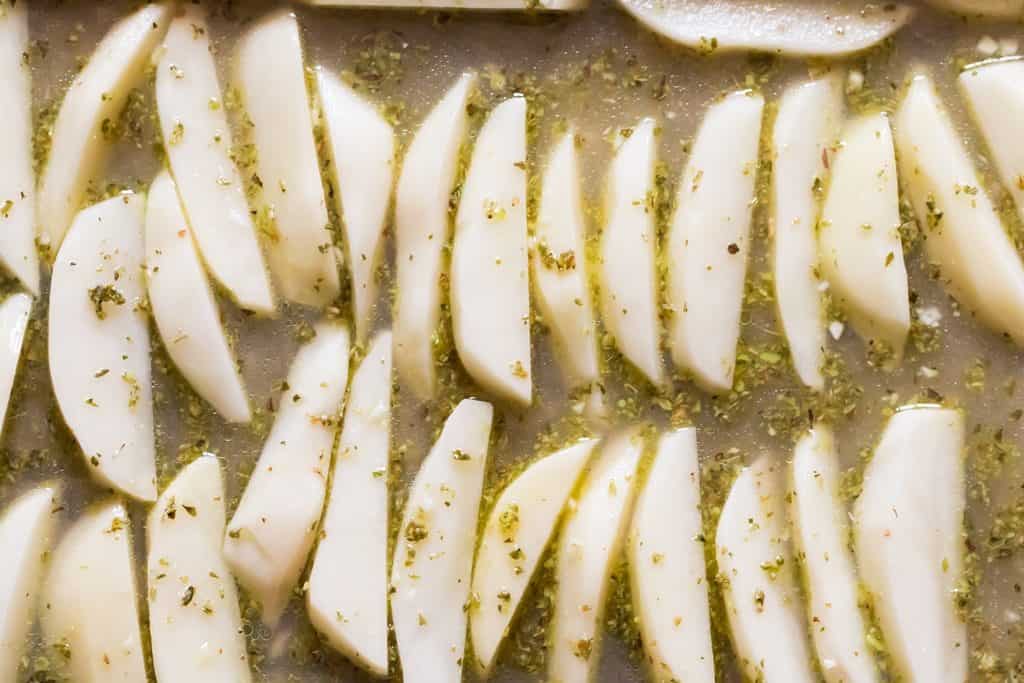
[790,427,879,683]
[0,3,38,293]
[895,73,1024,346]
[234,11,339,308]
[452,96,532,405]
[391,399,493,683]
[41,501,146,682]
[156,5,274,314]
[616,1,913,56]
[0,293,31,440]
[224,322,350,626]
[533,130,600,389]
[668,91,764,393]
[49,194,156,502]
[549,427,645,683]
[305,0,587,7]
[629,428,714,683]
[307,331,392,676]
[853,406,967,683]
[716,457,816,683]
[771,76,843,391]
[0,485,60,683]
[960,59,1024,226]
[37,3,172,250]
[471,438,598,675]
[317,69,396,345]
[599,119,664,386]
[819,112,910,362]
[147,455,251,683]
[394,73,475,400]
[145,170,250,423]
[925,0,1023,17]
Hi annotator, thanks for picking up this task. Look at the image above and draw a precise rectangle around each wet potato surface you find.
[6,0,1024,681]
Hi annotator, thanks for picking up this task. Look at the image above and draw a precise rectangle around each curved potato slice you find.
[49,194,156,502]
[790,427,879,683]
[0,485,60,682]
[307,331,392,676]
[533,130,600,390]
[452,96,532,405]
[317,69,395,345]
[716,456,816,683]
[925,0,1023,17]
[0,3,38,293]
[616,1,913,56]
[148,455,250,683]
[853,406,967,683]
[629,429,714,683]
[37,3,172,250]
[391,399,493,683]
[960,59,1024,226]
[394,73,475,400]
[894,73,1024,346]
[819,112,910,362]
[304,0,587,8]
[599,119,663,386]
[224,321,350,626]
[771,76,843,391]
[471,438,598,675]
[669,91,764,393]
[0,293,31,440]
[145,170,250,423]
[548,426,645,683]
[234,11,339,308]
[41,501,145,682]
[156,5,274,314]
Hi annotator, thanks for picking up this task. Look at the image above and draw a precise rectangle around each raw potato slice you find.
[224,322,350,626]
[853,406,967,683]
[148,455,251,683]
[925,0,1023,17]
[156,5,273,314]
[391,399,493,683]
[819,112,910,362]
[771,76,843,391]
[0,293,31,440]
[790,427,879,683]
[599,119,663,386]
[616,0,913,56]
[549,427,645,683]
[669,91,764,393]
[960,59,1024,226]
[0,3,38,293]
[394,73,475,400]
[471,438,598,675]
[629,429,714,683]
[235,11,339,308]
[317,69,396,345]
[716,457,816,683]
[0,485,60,683]
[452,96,532,405]
[307,331,392,676]
[894,73,1024,345]
[41,501,146,682]
[305,0,587,8]
[146,170,250,423]
[37,3,172,250]
[49,194,156,502]
[533,130,600,389]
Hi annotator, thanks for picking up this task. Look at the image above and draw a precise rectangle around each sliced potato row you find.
[0,403,966,683]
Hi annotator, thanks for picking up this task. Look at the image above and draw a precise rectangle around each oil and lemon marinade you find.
[3,1,1024,681]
